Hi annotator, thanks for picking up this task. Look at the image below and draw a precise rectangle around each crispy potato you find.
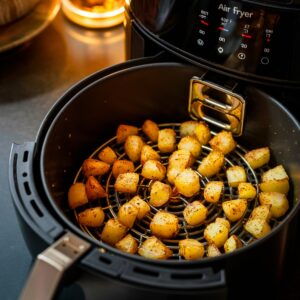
[118,202,139,228]
[68,183,89,209]
[262,165,289,182]
[150,211,179,239]
[168,149,194,170]
[195,121,211,145]
[250,205,272,222]
[78,207,105,227]
[167,168,182,185]
[140,145,160,165]
[183,201,208,226]
[178,136,202,158]
[82,158,110,177]
[244,218,271,239]
[226,166,247,187]
[158,128,177,153]
[115,234,138,254]
[114,172,139,194]
[85,176,107,200]
[138,236,173,259]
[259,192,289,218]
[179,239,205,260]
[142,119,159,142]
[222,199,248,222]
[224,235,242,253]
[98,146,117,165]
[244,147,270,169]
[259,179,290,195]
[141,159,166,181]
[209,130,237,155]
[116,124,138,144]
[180,120,199,137]
[125,135,144,163]
[238,182,257,200]
[215,217,231,231]
[204,181,224,203]
[197,150,225,178]
[128,196,150,220]
[207,243,222,257]
[204,222,229,248]
[149,181,172,207]
[100,219,128,245]
[174,168,200,197]
[112,160,135,179]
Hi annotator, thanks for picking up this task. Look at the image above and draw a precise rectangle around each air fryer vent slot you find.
[171,272,204,280]
[30,199,44,217]
[133,267,159,278]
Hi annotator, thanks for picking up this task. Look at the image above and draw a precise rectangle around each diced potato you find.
[209,130,236,155]
[117,202,139,228]
[116,124,138,144]
[142,119,159,142]
[259,179,289,195]
[183,201,208,226]
[261,165,289,182]
[68,183,88,209]
[244,218,271,239]
[244,147,270,169]
[125,135,144,163]
[98,146,117,165]
[179,239,205,260]
[180,120,199,137]
[85,176,107,200]
[207,243,222,257]
[82,158,110,177]
[226,166,247,187]
[222,199,248,222]
[197,150,225,178]
[115,234,138,254]
[215,218,231,231]
[195,122,211,145]
[204,181,224,203]
[100,219,128,245]
[158,128,177,153]
[178,136,202,158]
[250,205,272,222]
[128,196,150,220]
[149,181,172,207]
[259,192,289,218]
[140,145,160,165]
[141,160,166,181]
[224,235,242,253]
[204,222,229,248]
[114,172,139,194]
[78,207,105,227]
[174,168,200,197]
[238,182,257,200]
[112,160,135,179]
[150,211,179,239]
[168,149,194,170]
[167,168,182,185]
[138,236,173,259]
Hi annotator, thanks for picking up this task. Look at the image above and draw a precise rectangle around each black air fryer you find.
[9,1,300,300]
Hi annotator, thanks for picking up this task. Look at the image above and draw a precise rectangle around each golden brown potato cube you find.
[82,158,110,178]
[204,181,224,203]
[226,166,247,187]
[78,207,105,227]
[138,236,173,260]
[180,120,199,137]
[167,168,182,185]
[140,145,160,165]
[178,136,202,158]
[141,159,166,181]
[114,172,139,194]
[112,160,135,179]
[261,165,289,182]
[224,235,242,253]
[215,217,231,231]
[125,135,144,163]
[168,149,194,170]
[142,119,159,142]
[244,147,270,169]
[149,181,172,207]
[128,196,150,220]
[85,176,107,200]
[115,234,138,254]
[179,239,205,260]
[116,124,138,144]
[195,121,211,145]
[197,150,225,178]
[244,218,271,239]
[259,192,289,218]
[158,128,177,153]
[209,130,236,155]
[250,205,272,222]
[100,219,128,245]
[183,201,208,226]
[238,182,257,200]
[222,199,248,222]
[259,179,290,195]
[68,183,89,209]
[204,222,229,248]
[174,168,200,197]
[207,243,222,257]
[150,211,179,239]
[98,146,117,165]
[117,202,139,228]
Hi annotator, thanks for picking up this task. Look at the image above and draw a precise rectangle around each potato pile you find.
[68,119,290,260]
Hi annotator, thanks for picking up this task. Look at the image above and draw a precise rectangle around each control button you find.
[197,39,204,46]
[218,47,224,54]
[261,57,270,65]
[238,52,246,60]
